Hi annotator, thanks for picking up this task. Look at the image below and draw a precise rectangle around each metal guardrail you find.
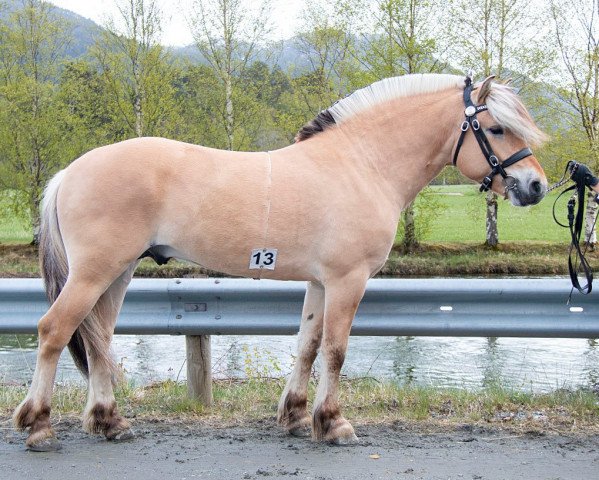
[1,277,599,338]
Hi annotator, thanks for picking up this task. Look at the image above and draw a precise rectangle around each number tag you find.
[249,248,278,270]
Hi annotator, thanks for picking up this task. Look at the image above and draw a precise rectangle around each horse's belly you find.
[160,238,316,281]
[155,196,318,281]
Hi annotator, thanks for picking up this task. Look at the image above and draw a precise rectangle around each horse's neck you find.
[326,91,462,210]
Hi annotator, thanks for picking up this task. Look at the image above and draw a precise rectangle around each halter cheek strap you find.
[452,77,533,192]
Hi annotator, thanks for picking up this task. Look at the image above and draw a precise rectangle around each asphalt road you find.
[2,417,599,480]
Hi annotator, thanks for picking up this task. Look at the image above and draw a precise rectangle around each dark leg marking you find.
[279,391,309,426]
[89,402,133,440]
[312,401,341,441]
[327,346,346,374]
[14,401,60,451]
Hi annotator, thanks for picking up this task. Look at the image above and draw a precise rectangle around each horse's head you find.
[452,76,548,206]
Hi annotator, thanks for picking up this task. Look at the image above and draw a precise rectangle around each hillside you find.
[0,0,308,69]
[0,0,101,58]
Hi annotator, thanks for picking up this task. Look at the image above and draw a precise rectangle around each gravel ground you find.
[2,417,599,480]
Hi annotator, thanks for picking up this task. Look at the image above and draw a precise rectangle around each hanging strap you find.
[552,161,599,297]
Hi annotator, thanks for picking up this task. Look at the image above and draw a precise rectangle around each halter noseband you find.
[452,77,533,192]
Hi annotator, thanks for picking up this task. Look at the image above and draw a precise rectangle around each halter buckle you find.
[480,176,493,192]
[503,175,518,192]
[472,118,480,131]
[460,121,469,132]
[489,155,499,167]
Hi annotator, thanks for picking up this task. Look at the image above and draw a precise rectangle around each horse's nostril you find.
[531,181,542,195]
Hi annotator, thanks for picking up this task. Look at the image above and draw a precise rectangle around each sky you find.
[47,0,305,46]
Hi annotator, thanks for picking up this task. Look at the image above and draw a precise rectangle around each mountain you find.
[0,0,102,59]
[0,0,308,70]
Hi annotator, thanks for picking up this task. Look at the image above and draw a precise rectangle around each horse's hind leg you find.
[13,274,116,451]
[82,262,138,441]
[312,273,367,444]
[277,281,324,436]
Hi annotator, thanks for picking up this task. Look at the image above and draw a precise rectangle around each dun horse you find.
[14,74,547,451]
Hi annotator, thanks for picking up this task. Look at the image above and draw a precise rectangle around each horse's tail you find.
[40,169,106,378]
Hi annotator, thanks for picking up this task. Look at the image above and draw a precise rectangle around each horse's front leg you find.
[277,281,324,436]
[312,273,367,444]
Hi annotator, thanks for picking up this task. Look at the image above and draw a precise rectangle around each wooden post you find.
[186,335,212,406]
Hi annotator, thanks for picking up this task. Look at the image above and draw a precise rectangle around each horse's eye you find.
[489,125,504,136]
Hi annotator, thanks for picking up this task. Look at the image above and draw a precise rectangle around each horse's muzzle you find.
[509,178,546,206]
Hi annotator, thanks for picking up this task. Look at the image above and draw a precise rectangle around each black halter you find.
[452,77,533,192]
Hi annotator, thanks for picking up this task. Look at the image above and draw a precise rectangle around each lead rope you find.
[551,161,599,300]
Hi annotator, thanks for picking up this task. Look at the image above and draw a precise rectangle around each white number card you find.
[249,248,278,270]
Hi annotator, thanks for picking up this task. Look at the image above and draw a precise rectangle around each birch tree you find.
[189,0,272,150]
[551,0,599,245]
[449,0,550,247]
[357,0,447,251]
[293,2,357,115]
[91,0,178,139]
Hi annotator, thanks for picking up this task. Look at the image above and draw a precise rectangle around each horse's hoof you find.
[288,425,311,438]
[26,436,62,452]
[108,428,135,442]
[331,433,359,446]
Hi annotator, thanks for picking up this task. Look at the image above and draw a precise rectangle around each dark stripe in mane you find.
[295,109,336,142]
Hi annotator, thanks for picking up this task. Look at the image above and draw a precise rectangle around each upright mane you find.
[295,73,548,146]
[295,74,464,142]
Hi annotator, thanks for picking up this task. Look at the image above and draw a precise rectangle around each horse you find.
[13,73,548,451]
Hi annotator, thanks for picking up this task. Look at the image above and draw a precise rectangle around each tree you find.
[293,2,357,116]
[357,0,446,80]
[551,0,599,245]
[356,0,448,251]
[189,0,272,150]
[449,0,550,247]
[57,60,121,150]
[0,0,72,241]
[91,0,179,139]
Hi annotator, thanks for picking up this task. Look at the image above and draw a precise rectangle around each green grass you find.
[405,185,571,243]
[2,378,599,431]
[0,194,31,244]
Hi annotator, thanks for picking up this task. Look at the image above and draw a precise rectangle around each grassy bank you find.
[2,241,596,278]
[2,378,598,432]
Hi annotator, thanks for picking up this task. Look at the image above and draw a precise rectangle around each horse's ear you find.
[476,75,496,103]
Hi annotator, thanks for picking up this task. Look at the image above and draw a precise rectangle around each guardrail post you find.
[186,335,212,406]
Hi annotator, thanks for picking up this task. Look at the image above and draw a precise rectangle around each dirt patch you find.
[2,416,599,479]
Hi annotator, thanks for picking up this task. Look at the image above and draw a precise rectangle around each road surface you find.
[2,416,599,479]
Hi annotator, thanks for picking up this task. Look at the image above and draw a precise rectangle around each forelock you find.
[485,83,548,147]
